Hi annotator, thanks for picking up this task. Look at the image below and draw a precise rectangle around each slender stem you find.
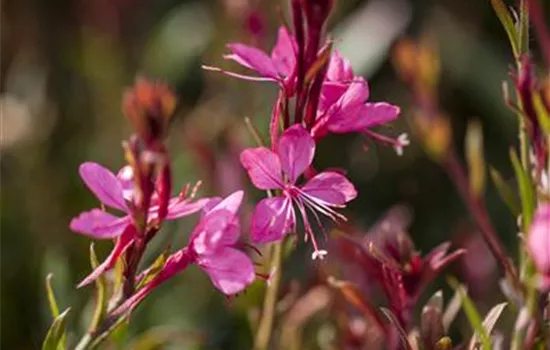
[254,241,283,350]
[444,153,520,286]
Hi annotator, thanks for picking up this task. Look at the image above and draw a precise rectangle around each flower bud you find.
[123,78,177,146]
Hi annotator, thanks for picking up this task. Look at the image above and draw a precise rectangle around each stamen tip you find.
[311,249,328,260]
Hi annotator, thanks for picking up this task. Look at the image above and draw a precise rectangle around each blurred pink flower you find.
[113,191,255,314]
[240,125,357,259]
[203,26,297,94]
[527,203,550,289]
[70,162,208,239]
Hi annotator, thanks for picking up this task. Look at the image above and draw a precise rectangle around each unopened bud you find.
[412,112,451,161]
[123,78,177,146]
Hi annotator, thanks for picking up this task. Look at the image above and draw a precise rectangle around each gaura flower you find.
[240,124,357,259]
[70,162,208,287]
[70,162,208,239]
[203,26,297,94]
[313,51,408,155]
[113,191,255,314]
[527,203,550,290]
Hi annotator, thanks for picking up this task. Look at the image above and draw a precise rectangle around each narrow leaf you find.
[42,308,71,350]
[490,0,520,57]
[136,247,171,290]
[427,290,444,311]
[465,120,486,197]
[380,307,412,350]
[45,274,60,318]
[89,244,107,333]
[447,277,491,350]
[533,92,550,134]
[442,285,464,332]
[490,168,521,215]
[510,149,535,227]
[468,303,507,350]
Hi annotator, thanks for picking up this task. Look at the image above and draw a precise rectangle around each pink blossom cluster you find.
[69,4,407,316]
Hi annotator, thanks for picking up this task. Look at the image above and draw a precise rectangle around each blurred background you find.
[2,0,546,348]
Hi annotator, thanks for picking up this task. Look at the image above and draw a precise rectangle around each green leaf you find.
[468,303,507,350]
[88,244,107,333]
[42,308,71,350]
[517,0,529,55]
[510,149,535,228]
[465,120,486,197]
[45,274,60,318]
[136,247,171,290]
[447,277,491,350]
[490,0,520,58]
[490,167,521,215]
[533,92,550,134]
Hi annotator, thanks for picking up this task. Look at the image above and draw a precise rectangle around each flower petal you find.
[163,197,210,220]
[190,192,244,254]
[225,43,278,79]
[197,247,255,295]
[70,209,131,239]
[77,225,135,287]
[251,196,294,243]
[277,125,315,183]
[271,26,296,77]
[359,102,400,128]
[528,204,550,273]
[326,50,354,82]
[301,171,357,206]
[79,162,128,211]
[240,147,283,190]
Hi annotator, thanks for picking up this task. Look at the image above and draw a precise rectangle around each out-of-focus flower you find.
[70,162,207,239]
[113,191,255,314]
[527,203,550,290]
[312,51,405,154]
[204,26,297,94]
[240,125,357,259]
[335,207,464,327]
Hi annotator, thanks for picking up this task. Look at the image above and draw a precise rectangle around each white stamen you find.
[394,133,410,156]
[312,249,328,260]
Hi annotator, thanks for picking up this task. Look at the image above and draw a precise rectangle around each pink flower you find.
[527,203,550,289]
[113,191,255,314]
[240,124,357,259]
[70,162,208,239]
[203,26,297,93]
[313,52,407,154]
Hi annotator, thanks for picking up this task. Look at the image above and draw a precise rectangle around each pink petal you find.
[358,102,400,128]
[271,26,296,77]
[277,125,315,183]
[225,43,278,79]
[70,209,131,239]
[190,192,244,254]
[319,80,368,134]
[326,50,354,82]
[528,204,550,273]
[240,147,283,190]
[251,196,294,243]
[197,247,255,295]
[163,197,210,220]
[77,225,136,287]
[301,171,357,206]
[318,82,348,114]
[207,190,243,217]
[79,162,128,211]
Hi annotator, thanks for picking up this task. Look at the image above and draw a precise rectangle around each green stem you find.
[254,241,283,350]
